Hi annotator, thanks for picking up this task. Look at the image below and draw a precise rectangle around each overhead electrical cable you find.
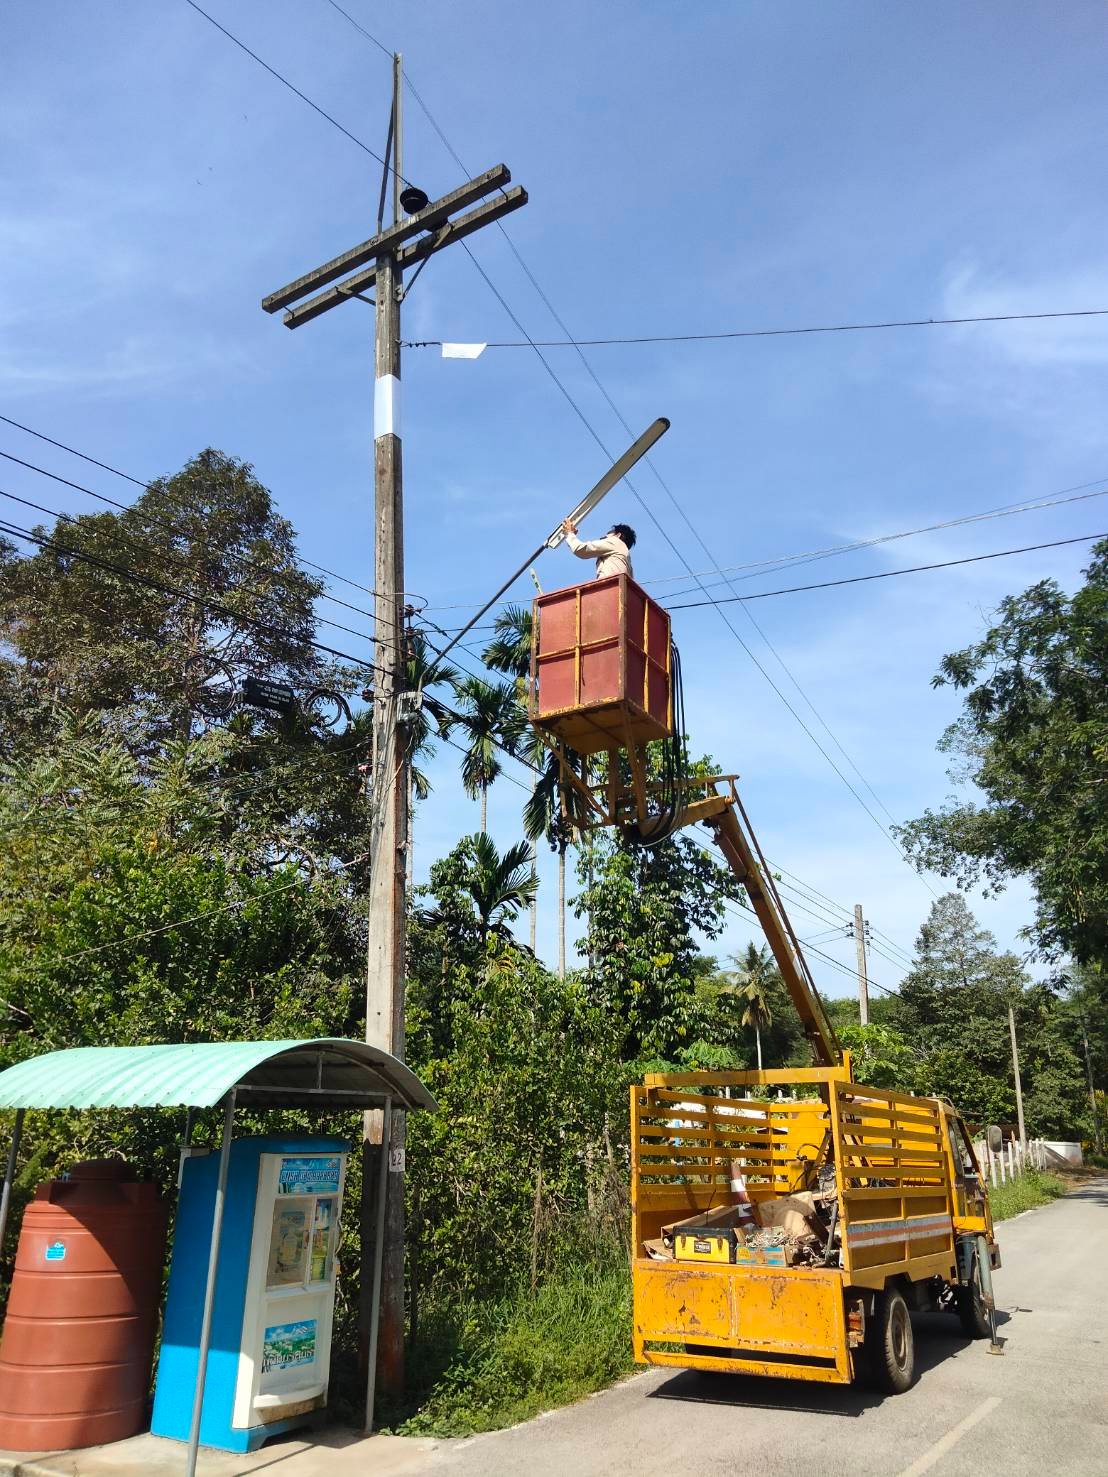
[401,305,1108,350]
[180,0,408,179]
[666,532,1108,609]
[335,38,944,896]
[241,11,934,905]
[415,474,1108,621]
[47,848,370,966]
[0,487,382,649]
[652,479,1108,597]
[0,515,388,678]
[0,413,411,619]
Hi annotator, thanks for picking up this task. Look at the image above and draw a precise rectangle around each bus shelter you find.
[0,1038,436,1476]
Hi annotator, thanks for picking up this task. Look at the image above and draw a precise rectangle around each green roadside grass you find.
[395,1260,634,1438]
[989,1169,1068,1221]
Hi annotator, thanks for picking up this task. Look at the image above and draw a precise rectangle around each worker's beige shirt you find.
[566,531,633,579]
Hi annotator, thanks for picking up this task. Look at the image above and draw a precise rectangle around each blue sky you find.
[4,1,1107,998]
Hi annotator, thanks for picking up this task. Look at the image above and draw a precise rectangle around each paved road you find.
[433,1181,1108,1477]
[7,1185,1103,1477]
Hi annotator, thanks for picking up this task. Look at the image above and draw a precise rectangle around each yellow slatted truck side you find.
[632,1065,998,1391]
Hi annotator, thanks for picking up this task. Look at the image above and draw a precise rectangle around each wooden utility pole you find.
[852,904,870,1026]
[1008,1002,1027,1149]
[364,53,407,1402]
[261,74,526,1413]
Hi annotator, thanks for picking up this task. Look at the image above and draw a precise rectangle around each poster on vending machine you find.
[310,1197,335,1283]
[266,1201,310,1287]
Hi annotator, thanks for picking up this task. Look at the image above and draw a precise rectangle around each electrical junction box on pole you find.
[530,574,672,755]
[151,1136,348,1453]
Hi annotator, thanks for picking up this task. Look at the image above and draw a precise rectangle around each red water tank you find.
[0,1159,167,1450]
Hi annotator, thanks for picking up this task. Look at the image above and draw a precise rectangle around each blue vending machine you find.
[152,1135,348,1452]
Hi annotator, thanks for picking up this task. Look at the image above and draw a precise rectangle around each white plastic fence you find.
[971,1135,1050,1189]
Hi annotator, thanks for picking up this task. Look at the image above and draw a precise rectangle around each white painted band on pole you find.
[374,374,401,440]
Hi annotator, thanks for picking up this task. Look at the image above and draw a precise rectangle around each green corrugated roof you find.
[0,1038,436,1112]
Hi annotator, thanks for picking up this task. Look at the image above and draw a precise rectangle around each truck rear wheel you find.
[956,1245,993,1339]
[864,1289,916,1393]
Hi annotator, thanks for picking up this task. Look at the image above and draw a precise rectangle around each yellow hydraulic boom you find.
[704,792,840,1068]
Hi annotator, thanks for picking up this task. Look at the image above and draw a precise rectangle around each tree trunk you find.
[557,847,566,978]
[406,772,415,893]
[529,773,538,953]
[755,1025,763,1072]
[480,786,488,834]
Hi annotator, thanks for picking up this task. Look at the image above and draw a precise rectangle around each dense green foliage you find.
[574,829,742,1060]
[0,451,1103,1435]
[896,540,1108,967]
[988,1170,1068,1222]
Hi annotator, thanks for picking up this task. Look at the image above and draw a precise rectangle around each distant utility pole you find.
[851,904,870,1026]
[262,60,526,1409]
[1008,1003,1027,1149]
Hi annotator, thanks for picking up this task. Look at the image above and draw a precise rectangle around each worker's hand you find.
[562,517,577,536]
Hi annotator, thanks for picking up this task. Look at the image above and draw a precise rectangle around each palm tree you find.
[727,942,777,1071]
[402,634,458,889]
[481,604,533,688]
[451,675,526,831]
[483,606,538,948]
[524,738,590,978]
[462,832,539,943]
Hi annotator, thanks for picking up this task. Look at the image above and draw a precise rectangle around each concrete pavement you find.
[3,1180,1105,1477]
[434,1179,1108,1477]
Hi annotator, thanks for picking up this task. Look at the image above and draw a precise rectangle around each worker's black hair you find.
[609,523,637,549]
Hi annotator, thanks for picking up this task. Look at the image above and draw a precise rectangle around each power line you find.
[319,0,393,59]
[416,475,1108,620]
[0,514,385,677]
[403,305,1108,350]
[653,480,1108,597]
[0,446,388,630]
[180,0,406,179]
[768,865,914,965]
[0,412,409,616]
[230,12,935,905]
[0,486,382,649]
[667,532,1108,609]
[46,848,370,966]
[355,44,942,895]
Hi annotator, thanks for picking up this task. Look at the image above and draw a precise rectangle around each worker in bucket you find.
[561,518,636,579]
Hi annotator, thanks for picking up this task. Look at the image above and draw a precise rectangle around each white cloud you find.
[941,262,1108,369]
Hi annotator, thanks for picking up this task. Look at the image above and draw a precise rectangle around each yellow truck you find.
[631,1064,1000,1390]
[526,570,1000,1392]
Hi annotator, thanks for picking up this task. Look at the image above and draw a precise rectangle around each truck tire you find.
[956,1245,992,1339]
[865,1289,916,1393]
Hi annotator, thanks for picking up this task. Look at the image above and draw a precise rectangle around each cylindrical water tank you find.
[0,1159,167,1450]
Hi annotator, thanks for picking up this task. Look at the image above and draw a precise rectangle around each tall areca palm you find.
[524,738,590,978]
[451,675,526,831]
[402,634,458,888]
[483,606,538,947]
[481,604,533,688]
[727,942,777,1070]
[463,832,539,943]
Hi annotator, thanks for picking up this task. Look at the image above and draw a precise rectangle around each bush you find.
[398,1250,632,1436]
[990,1170,1067,1222]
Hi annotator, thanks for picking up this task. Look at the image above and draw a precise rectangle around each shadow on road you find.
[1065,1180,1108,1207]
[646,1312,990,1419]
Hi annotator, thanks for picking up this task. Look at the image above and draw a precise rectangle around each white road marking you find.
[896,1396,1002,1477]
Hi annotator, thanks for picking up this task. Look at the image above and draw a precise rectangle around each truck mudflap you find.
[633,1260,852,1384]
